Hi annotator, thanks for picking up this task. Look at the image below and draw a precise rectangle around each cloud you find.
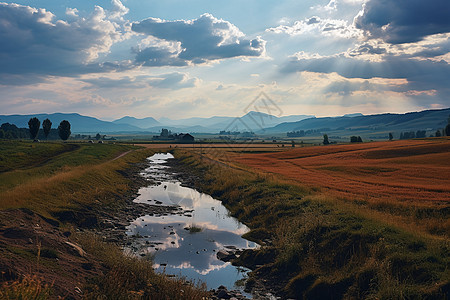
[354,0,450,44]
[0,2,130,84]
[282,53,450,97]
[81,72,198,90]
[132,13,266,66]
[148,72,198,90]
[267,16,362,39]
[349,43,386,56]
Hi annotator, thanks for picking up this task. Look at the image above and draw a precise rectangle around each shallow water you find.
[126,153,257,292]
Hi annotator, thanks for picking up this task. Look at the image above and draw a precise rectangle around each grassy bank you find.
[0,141,207,299]
[173,148,449,299]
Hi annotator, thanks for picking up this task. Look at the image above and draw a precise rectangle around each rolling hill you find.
[265,108,450,135]
[0,113,142,133]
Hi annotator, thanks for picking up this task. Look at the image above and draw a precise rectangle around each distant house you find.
[178,133,194,143]
[153,129,194,142]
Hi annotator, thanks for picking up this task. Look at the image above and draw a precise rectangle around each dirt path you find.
[110,149,134,162]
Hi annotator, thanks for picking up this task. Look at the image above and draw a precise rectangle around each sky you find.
[0,0,449,120]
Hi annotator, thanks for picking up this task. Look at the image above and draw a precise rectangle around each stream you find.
[125,153,258,294]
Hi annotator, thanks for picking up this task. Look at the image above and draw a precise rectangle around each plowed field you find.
[234,139,450,205]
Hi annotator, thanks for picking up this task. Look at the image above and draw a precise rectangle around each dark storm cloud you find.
[132,13,265,66]
[354,0,450,44]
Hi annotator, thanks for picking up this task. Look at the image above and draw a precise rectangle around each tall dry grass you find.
[75,232,208,300]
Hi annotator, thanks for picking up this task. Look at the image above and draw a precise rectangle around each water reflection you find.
[127,153,257,292]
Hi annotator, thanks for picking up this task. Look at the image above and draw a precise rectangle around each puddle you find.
[126,153,258,293]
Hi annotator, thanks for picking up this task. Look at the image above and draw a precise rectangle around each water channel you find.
[126,153,258,293]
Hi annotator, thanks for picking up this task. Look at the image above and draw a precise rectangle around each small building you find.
[178,133,194,143]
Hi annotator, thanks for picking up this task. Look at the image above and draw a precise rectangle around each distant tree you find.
[445,124,450,137]
[389,132,393,141]
[400,132,404,140]
[95,133,101,140]
[323,134,330,145]
[161,128,169,137]
[357,136,363,143]
[435,129,441,137]
[58,120,71,141]
[291,140,295,147]
[416,130,426,138]
[42,118,52,140]
[0,129,4,139]
[28,117,40,140]
[350,136,358,143]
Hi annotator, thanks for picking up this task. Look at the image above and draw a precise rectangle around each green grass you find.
[173,149,450,299]
[187,225,203,233]
[0,140,138,193]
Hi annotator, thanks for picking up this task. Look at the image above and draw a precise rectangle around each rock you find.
[217,289,231,299]
[65,241,86,257]
[217,250,236,262]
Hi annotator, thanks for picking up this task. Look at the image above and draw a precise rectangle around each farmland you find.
[172,138,450,298]
[232,138,450,237]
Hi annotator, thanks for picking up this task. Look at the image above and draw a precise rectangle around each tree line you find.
[0,118,71,141]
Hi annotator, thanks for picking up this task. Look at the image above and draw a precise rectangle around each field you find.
[230,139,450,237]
[173,138,450,298]
[234,139,450,203]
[1,139,449,299]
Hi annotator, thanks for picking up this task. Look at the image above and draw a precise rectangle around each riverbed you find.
[126,153,258,293]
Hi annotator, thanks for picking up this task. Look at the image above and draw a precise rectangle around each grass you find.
[0,140,137,193]
[187,224,203,233]
[0,275,53,300]
[0,141,143,217]
[74,232,208,299]
[0,140,208,299]
[173,146,450,299]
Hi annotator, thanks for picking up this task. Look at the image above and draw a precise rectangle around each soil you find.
[0,208,105,299]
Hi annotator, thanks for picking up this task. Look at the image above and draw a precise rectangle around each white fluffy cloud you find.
[0,2,130,84]
[132,13,266,66]
[267,16,362,39]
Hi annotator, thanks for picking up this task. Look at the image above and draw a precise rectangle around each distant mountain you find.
[0,113,142,133]
[265,108,450,134]
[113,116,160,128]
[158,116,234,128]
[148,112,313,133]
[343,113,364,118]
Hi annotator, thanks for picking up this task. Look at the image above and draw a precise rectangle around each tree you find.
[28,117,40,140]
[95,133,101,140]
[42,118,52,140]
[350,136,358,143]
[58,120,71,141]
[357,136,363,143]
[389,133,393,141]
[435,129,441,137]
[323,134,330,145]
[446,124,450,137]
